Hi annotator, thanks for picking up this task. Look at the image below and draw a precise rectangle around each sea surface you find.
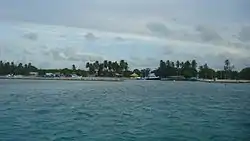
[0,79,250,141]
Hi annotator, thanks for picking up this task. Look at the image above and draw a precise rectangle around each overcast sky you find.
[0,0,250,69]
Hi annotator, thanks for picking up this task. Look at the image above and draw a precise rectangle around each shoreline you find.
[0,76,124,82]
[1,76,250,83]
[198,79,250,83]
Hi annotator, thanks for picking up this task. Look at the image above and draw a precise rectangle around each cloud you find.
[146,22,170,37]
[68,53,104,62]
[22,32,38,41]
[38,62,52,69]
[84,32,98,41]
[50,49,67,61]
[48,47,104,63]
[23,48,33,55]
[0,21,250,70]
[203,52,250,70]
[114,36,125,42]
[195,25,223,42]
[238,26,250,42]
[60,34,66,38]
[162,48,174,55]
[129,56,159,69]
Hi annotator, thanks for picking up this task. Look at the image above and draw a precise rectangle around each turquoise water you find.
[0,79,250,141]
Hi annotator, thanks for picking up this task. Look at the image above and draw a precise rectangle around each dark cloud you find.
[114,36,125,41]
[60,34,66,38]
[41,45,51,56]
[172,18,177,22]
[146,22,170,37]
[84,32,98,41]
[238,26,250,42]
[23,49,33,55]
[50,50,66,61]
[42,50,51,56]
[195,25,222,42]
[22,32,38,41]
[162,46,173,55]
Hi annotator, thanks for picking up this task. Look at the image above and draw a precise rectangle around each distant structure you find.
[29,72,38,76]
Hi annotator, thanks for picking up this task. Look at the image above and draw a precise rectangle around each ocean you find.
[0,79,249,141]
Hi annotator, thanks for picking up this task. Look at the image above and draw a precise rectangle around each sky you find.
[0,0,250,70]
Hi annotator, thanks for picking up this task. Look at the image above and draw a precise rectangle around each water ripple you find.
[0,80,250,140]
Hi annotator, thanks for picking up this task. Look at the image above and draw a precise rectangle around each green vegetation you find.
[154,60,198,78]
[0,61,37,75]
[0,59,250,80]
[85,60,130,77]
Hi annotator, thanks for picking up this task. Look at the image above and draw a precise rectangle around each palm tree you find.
[124,62,128,71]
[176,60,180,76]
[98,63,104,76]
[224,59,232,79]
[160,60,165,68]
[103,60,108,70]
[72,64,76,71]
[180,62,184,68]
[108,61,112,72]
[94,61,99,73]
[17,63,23,75]
[184,61,191,68]
[199,66,203,71]
[171,62,175,68]
[191,60,197,70]
[176,60,180,69]
[112,61,119,73]
[120,60,125,71]
[166,60,171,68]
[159,60,166,77]
[224,59,230,70]
[204,63,208,69]
[86,62,90,69]
[10,62,15,74]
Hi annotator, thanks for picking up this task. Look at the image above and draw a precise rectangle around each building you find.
[29,72,38,76]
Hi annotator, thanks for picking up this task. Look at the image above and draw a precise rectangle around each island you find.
[0,59,250,83]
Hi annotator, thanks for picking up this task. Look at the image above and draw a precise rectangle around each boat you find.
[145,73,160,80]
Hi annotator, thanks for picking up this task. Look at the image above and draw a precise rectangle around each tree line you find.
[0,61,37,75]
[153,59,249,80]
[0,59,250,80]
[85,60,130,77]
